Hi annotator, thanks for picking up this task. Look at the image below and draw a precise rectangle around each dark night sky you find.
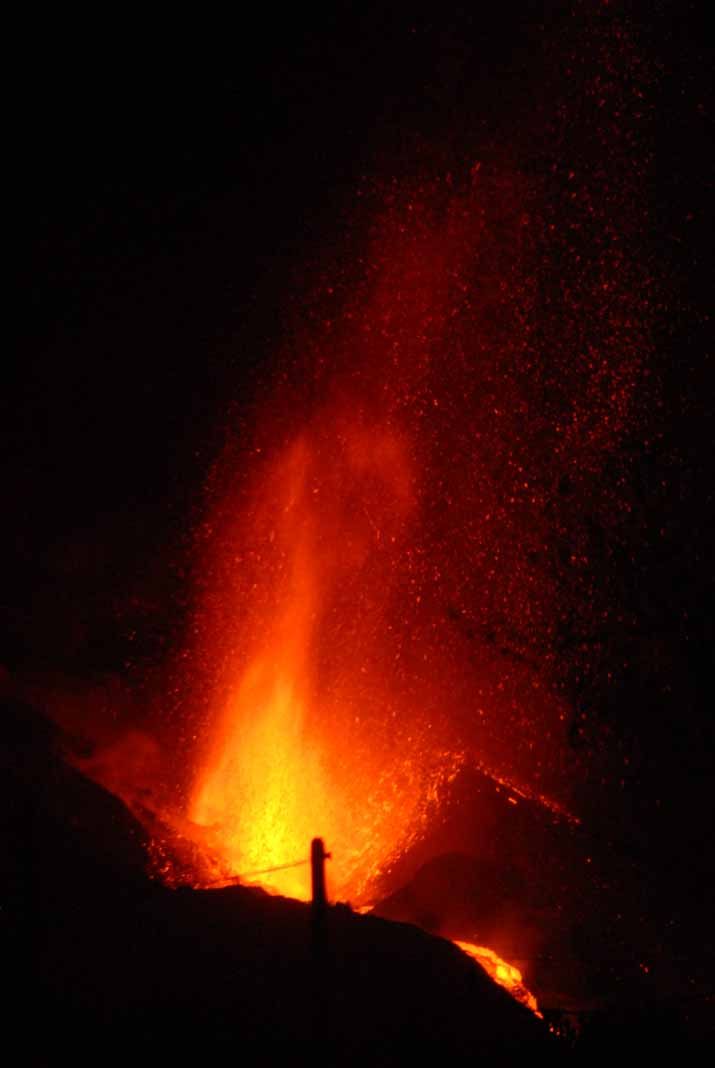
[7,1,714,893]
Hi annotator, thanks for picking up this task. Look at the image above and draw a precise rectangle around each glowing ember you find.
[454,940,540,1016]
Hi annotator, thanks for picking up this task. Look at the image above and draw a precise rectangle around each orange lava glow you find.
[454,940,540,1016]
[182,175,576,905]
[188,413,462,902]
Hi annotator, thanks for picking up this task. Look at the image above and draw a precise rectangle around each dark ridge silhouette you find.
[2,698,554,1057]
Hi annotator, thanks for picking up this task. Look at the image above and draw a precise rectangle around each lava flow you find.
[455,942,540,1017]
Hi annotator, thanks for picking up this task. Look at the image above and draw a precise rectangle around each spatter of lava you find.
[182,163,653,901]
[148,5,657,909]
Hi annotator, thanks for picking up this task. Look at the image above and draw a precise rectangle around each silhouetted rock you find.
[1,698,552,1057]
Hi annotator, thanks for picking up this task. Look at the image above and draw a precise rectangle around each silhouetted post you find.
[311,837,329,909]
[310,837,330,961]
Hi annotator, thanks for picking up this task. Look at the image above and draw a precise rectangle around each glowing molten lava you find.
[455,941,540,1016]
[189,414,461,902]
[182,150,640,906]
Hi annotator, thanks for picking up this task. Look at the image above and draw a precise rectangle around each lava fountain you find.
[182,97,650,906]
[184,192,485,902]
[189,410,462,901]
